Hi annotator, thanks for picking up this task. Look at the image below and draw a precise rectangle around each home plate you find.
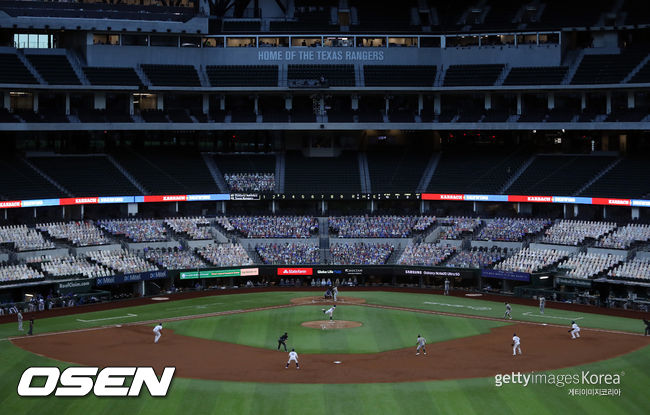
[333,361,342,364]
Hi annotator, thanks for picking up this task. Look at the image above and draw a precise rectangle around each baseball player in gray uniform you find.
[17,310,23,331]
[512,333,522,356]
[444,279,450,295]
[539,297,546,314]
[504,303,512,319]
[322,305,336,320]
[416,334,427,355]
[286,349,300,369]
[153,323,163,343]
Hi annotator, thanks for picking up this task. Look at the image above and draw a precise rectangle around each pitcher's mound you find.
[302,320,363,329]
[291,296,366,305]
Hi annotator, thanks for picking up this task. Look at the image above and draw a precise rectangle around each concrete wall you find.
[528,243,578,254]
[15,248,69,260]
[127,241,180,251]
[470,240,523,250]
[586,247,628,257]
[71,244,122,255]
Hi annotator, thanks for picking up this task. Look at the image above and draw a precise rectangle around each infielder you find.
[278,332,288,351]
[153,322,163,343]
[17,310,23,331]
[504,302,512,319]
[285,348,300,369]
[333,286,338,302]
[416,334,426,355]
[644,319,650,336]
[512,333,522,356]
[539,296,545,314]
[322,305,336,320]
[569,321,580,339]
[444,278,450,296]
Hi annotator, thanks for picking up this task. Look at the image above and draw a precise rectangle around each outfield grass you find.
[1,290,648,415]
[165,305,508,353]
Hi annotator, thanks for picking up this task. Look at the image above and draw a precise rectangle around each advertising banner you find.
[57,280,92,293]
[180,268,260,279]
[96,270,168,286]
[277,267,313,276]
[481,269,530,282]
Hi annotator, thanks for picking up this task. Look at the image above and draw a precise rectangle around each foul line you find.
[3,304,296,342]
[4,301,647,341]
[76,313,138,323]
[359,303,648,337]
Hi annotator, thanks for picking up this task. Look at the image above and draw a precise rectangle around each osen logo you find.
[17,367,175,397]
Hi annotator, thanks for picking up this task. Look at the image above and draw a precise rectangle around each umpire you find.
[278,332,289,351]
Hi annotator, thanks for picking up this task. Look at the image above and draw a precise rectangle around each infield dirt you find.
[13,310,649,384]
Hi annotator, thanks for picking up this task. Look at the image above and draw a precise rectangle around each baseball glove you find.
[511,343,514,346]
[568,329,572,332]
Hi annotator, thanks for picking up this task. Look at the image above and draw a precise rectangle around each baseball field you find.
[1,290,648,415]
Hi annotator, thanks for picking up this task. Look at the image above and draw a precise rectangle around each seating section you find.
[227,216,317,238]
[97,219,167,243]
[29,156,139,197]
[557,253,622,279]
[0,1,194,22]
[141,65,201,87]
[114,153,218,194]
[445,247,504,269]
[83,67,143,86]
[529,0,611,28]
[443,65,504,86]
[26,55,80,85]
[0,225,55,252]
[571,49,648,85]
[36,221,110,247]
[351,1,416,32]
[256,242,320,265]
[271,6,335,32]
[145,247,208,270]
[214,154,275,175]
[503,66,567,85]
[0,264,44,283]
[329,216,430,238]
[364,66,436,86]
[507,155,616,196]
[608,258,650,280]
[427,152,529,194]
[596,225,650,250]
[366,150,430,193]
[398,243,456,266]
[438,217,482,240]
[494,248,568,273]
[580,158,650,198]
[164,217,213,240]
[222,20,261,32]
[476,218,551,242]
[330,242,394,265]
[629,60,650,84]
[196,243,252,267]
[0,158,62,200]
[87,249,158,274]
[206,65,278,87]
[284,151,360,193]
[0,54,38,84]
[288,65,355,87]
[541,220,617,246]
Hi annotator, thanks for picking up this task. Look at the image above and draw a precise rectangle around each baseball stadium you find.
[1,0,650,414]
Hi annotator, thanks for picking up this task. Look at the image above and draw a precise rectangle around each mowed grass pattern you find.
[0,338,648,415]
[164,305,509,353]
[1,291,649,415]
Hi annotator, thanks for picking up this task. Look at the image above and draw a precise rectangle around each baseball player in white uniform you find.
[416,334,426,355]
[504,302,512,319]
[17,311,23,331]
[512,333,522,356]
[153,323,163,343]
[333,286,338,302]
[322,305,336,320]
[569,321,580,339]
[286,349,300,369]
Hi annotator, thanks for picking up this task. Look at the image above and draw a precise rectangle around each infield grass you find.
[0,290,648,415]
